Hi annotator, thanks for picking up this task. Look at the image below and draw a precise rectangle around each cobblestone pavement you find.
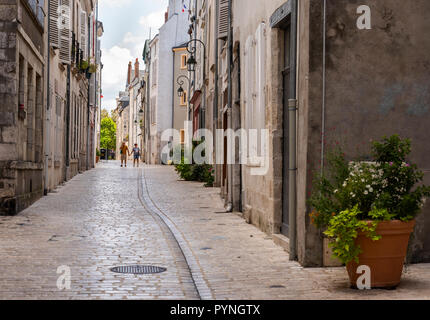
[0,161,429,300]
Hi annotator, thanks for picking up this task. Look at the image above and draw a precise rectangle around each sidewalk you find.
[143,165,430,300]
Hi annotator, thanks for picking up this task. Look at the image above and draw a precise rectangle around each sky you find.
[99,0,169,112]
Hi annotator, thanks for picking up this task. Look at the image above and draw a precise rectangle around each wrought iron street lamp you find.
[186,39,206,74]
[176,75,190,98]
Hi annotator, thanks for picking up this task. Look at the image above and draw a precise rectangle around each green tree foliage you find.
[100,117,116,151]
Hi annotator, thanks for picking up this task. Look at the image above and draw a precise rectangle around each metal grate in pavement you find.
[110,265,167,275]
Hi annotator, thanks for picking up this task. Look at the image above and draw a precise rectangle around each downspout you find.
[213,0,219,165]
[321,0,327,174]
[288,0,298,260]
[44,0,51,195]
[86,13,91,171]
[146,54,151,164]
[226,0,233,211]
[65,67,71,173]
[171,49,175,133]
[95,1,99,164]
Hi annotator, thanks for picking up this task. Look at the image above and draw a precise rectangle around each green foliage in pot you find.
[174,142,215,187]
[88,63,97,74]
[79,60,89,71]
[309,135,430,264]
[96,149,101,157]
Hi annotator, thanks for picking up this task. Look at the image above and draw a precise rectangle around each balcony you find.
[25,0,45,29]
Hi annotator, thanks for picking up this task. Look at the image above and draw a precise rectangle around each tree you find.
[101,109,109,120]
[100,117,116,151]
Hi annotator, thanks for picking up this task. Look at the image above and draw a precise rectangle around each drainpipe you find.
[171,50,175,132]
[321,0,327,174]
[86,14,91,171]
[226,0,233,211]
[44,0,51,195]
[288,0,298,260]
[95,1,99,163]
[65,66,71,173]
[146,53,151,164]
[213,0,219,163]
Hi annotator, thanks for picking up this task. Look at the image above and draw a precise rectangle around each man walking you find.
[131,144,141,167]
[120,142,129,168]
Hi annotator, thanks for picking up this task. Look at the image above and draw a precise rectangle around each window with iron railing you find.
[26,0,46,28]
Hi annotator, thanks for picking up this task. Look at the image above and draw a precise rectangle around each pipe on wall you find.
[44,0,51,195]
[226,0,233,211]
[288,0,298,260]
[321,0,327,174]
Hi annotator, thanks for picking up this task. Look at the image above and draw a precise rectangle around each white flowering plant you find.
[309,135,430,264]
[309,135,430,227]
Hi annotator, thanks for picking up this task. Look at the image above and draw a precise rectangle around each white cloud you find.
[99,0,133,8]
[101,45,133,110]
[139,9,165,33]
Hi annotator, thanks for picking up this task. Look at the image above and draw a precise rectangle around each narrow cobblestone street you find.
[0,162,429,300]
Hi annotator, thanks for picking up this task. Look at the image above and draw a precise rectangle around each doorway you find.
[282,24,291,237]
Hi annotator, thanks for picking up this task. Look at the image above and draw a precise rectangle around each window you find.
[152,61,157,86]
[26,0,45,28]
[180,54,187,69]
[180,91,187,106]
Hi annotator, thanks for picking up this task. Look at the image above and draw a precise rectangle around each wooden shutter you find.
[217,0,229,39]
[49,0,59,48]
[80,10,88,60]
[59,0,71,64]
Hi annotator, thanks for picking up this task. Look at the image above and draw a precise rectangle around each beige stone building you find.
[0,0,47,214]
[0,0,102,215]
[192,0,430,266]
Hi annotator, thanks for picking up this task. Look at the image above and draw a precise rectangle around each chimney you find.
[134,58,139,80]
[127,61,132,85]
[165,10,168,23]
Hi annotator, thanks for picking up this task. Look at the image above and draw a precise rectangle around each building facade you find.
[0,0,103,215]
[143,0,189,165]
[0,0,47,215]
[187,0,430,266]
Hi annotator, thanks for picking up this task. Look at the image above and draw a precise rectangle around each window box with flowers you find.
[309,135,430,289]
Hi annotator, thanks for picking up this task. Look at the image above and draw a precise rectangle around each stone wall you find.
[298,0,430,264]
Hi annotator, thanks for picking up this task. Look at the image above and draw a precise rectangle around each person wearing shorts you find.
[120,142,129,167]
[131,144,141,167]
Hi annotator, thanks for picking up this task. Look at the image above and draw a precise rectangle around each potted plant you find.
[309,135,430,288]
[79,60,89,72]
[96,149,101,163]
[88,63,97,74]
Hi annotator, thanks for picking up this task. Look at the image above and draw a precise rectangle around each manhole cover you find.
[110,265,167,275]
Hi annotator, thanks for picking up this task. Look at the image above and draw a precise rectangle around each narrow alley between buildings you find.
[0,162,429,300]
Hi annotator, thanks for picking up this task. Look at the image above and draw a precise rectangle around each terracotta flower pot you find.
[346,219,415,289]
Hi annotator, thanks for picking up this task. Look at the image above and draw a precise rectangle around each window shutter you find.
[244,35,252,130]
[49,0,59,48]
[255,23,266,130]
[217,0,229,40]
[59,0,71,64]
[80,10,88,60]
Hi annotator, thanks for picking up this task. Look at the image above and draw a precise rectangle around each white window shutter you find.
[59,0,71,64]
[89,14,94,58]
[49,0,59,48]
[255,22,266,130]
[218,0,229,39]
[244,35,252,130]
[81,10,88,60]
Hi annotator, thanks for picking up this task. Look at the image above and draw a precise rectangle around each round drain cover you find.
[110,265,167,275]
